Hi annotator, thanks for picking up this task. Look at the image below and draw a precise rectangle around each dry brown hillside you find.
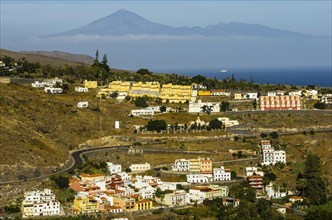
[0,83,144,181]
[0,49,90,66]
[20,50,94,65]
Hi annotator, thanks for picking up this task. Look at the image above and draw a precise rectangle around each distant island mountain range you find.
[47,9,314,39]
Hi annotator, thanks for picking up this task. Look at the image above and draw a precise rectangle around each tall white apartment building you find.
[261,140,286,165]
[22,189,61,218]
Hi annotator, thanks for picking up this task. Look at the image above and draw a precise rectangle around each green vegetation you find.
[146,119,167,132]
[209,118,223,129]
[298,153,327,205]
[201,105,214,115]
[4,204,20,213]
[52,175,69,189]
[306,201,332,220]
[135,97,148,107]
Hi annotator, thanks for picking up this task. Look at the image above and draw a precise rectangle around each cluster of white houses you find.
[261,140,286,165]
[31,78,64,94]
[66,161,234,214]
[20,139,293,217]
[22,189,63,218]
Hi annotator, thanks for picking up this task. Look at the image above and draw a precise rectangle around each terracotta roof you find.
[130,194,140,199]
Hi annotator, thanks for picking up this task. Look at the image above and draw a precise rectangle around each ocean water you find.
[156,67,332,87]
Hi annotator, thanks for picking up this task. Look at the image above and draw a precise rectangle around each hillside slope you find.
[0,83,139,181]
[0,49,92,66]
[20,50,94,65]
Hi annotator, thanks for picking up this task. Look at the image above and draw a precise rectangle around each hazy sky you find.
[1,0,332,39]
[1,1,331,73]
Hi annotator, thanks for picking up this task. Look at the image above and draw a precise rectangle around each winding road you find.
[0,145,131,186]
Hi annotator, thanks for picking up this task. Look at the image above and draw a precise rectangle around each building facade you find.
[172,159,190,172]
[213,166,231,181]
[188,100,221,113]
[259,95,303,110]
[84,80,98,89]
[22,189,61,218]
[129,163,151,172]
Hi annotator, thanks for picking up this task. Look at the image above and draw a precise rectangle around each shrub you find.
[135,97,148,107]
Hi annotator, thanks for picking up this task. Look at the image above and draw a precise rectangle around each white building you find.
[213,166,231,181]
[32,81,46,88]
[130,109,154,116]
[305,89,318,96]
[289,90,302,96]
[172,159,190,172]
[159,182,180,191]
[267,92,276,97]
[22,189,62,218]
[276,90,286,96]
[107,162,122,174]
[261,141,286,166]
[186,173,213,183]
[117,172,132,184]
[32,78,62,88]
[245,93,258,99]
[188,100,221,113]
[163,191,188,206]
[192,84,207,90]
[77,101,89,108]
[245,167,264,177]
[188,185,229,204]
[138,185,155,199]
[75,87,88,92]
[265,183,287,199]
[44,87,63,94]
[129,163,150,172]
[217,117,239,128]
[116,92,128,100]
[273,150,287,164]
[44,78,63,86]
[321,94,332,104]
[211,90,231,96]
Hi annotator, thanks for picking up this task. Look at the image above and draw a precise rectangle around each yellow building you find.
[97,88,113,98]
[73,196,99,213]
[189,158,201,173]
[80,173,104,182]
[200,158,212,174]
[108,81,131,93]
[130,81,160,98]
[134,200,153,211]
[84,80,98,89]
[198,90,211,96]
[159,83,192,103]
[113,197,135,211]
[234,93,242,100]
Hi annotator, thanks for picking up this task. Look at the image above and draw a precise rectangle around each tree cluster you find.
[297,153,327,205]
[146,120,167,132]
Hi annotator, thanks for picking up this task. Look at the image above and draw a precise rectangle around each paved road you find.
[0,145,130,186]
[0,145,216,186]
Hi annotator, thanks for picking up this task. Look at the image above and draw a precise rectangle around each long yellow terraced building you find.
[97,81,192,102]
